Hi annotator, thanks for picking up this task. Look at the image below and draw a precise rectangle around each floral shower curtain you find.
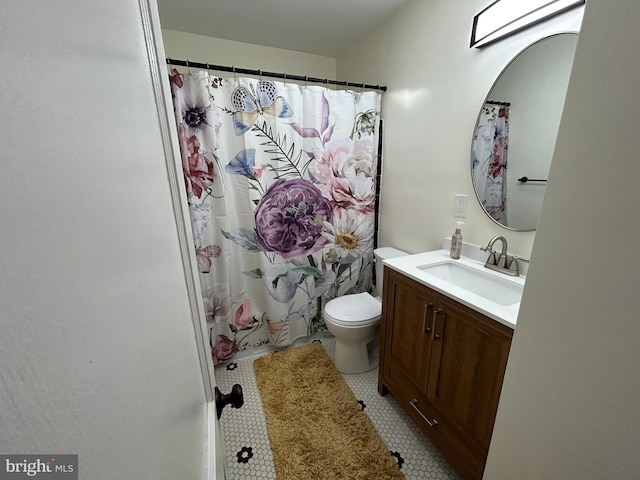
[170,70,381,364]
[472,103,509,223]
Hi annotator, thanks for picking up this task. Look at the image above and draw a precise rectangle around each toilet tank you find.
[373,247,408,296]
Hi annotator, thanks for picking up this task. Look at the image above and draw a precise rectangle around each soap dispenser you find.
[450,222,464,259]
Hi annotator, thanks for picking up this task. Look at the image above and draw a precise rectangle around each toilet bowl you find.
[323,247,407,374]
[324,292,382,374]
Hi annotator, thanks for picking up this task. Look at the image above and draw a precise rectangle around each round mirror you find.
[471,33,578,231]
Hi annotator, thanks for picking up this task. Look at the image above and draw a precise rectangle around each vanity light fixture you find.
[470,0,585,48]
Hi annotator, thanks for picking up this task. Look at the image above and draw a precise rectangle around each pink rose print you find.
[231,298,256,332]
[489,149,506,178]
[169,68,183,89]
[211,335,238,365]
[313,138,376,213]
[178,124,215,199]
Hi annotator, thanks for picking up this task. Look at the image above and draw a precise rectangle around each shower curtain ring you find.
[185,59,191,73]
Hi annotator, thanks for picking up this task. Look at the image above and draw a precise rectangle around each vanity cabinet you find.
[378,267,513,480]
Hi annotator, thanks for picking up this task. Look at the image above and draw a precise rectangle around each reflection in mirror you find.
[471,33,578,231]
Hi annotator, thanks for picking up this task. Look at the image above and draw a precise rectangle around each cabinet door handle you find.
[422,302,434,334]
[432,308,442,341]
[409,398,438,427]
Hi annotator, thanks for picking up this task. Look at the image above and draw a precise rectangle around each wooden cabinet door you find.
[426,296,513,452]
[381,268,437,394]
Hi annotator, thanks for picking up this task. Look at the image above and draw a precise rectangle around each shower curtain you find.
[472,103,509,223]
[170,70,381,364]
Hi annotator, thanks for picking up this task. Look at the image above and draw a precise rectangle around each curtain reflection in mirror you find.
[472,102,510,224]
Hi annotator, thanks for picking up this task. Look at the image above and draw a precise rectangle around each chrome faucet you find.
[480,235,520,276]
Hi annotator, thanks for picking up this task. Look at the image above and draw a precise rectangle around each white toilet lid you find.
[324,292,381,327]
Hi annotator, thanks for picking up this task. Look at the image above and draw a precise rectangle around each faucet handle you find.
[485,250,497,266]
[507,256,520,275]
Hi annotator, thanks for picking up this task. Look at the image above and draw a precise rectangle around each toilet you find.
[324,247,408,374]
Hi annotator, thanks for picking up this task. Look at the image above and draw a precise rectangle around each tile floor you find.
[215,333,461,480]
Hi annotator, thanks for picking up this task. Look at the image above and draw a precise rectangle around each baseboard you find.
[207,402,225,479]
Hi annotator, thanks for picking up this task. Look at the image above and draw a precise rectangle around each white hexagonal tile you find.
[214,333,461,479]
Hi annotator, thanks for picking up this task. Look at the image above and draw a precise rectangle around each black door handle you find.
[215,384,244,419]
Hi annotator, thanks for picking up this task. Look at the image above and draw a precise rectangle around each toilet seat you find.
[324,292,381,327]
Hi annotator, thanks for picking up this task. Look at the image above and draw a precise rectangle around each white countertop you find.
[383,249,524,329]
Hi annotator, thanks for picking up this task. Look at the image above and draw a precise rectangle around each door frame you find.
[137,0,225,478]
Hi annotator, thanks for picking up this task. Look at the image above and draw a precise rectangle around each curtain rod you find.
[165,58,387,92]
[486,100,511,106]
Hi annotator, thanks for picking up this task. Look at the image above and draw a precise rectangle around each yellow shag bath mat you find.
[253,342,404,480]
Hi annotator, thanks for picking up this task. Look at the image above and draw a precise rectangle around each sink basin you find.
[417,261,523,306]
[383,250,525,328]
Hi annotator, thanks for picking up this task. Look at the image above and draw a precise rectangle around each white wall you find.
[336,0,583,258]
[162,29,336,80]
[485,0,640,477]
[0,2,207,479]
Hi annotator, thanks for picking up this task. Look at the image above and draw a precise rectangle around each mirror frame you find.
[470,32,579,232]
